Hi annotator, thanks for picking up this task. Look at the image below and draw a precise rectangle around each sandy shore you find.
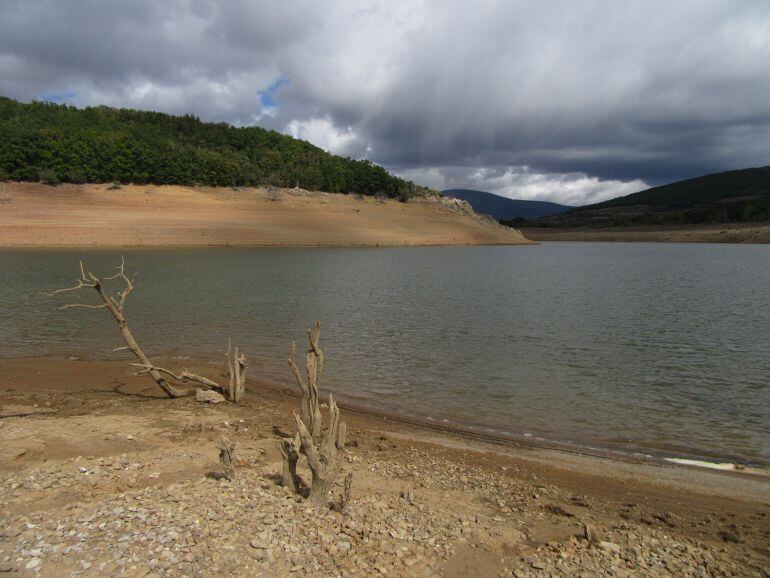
[0,182,532,247]
[522,224,770,244]
[0,357,767,576]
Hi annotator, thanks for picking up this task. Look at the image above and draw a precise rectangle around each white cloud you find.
[1,0,769,202]
[285,117,363,156]
[397,165,648,206]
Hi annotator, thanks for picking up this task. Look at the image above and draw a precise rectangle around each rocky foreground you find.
[0,358,768,577]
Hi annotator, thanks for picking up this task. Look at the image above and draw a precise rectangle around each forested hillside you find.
[0,97,432,200]
[527,166,770,228]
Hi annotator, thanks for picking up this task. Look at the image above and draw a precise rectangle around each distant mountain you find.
[533,166,770,228]
[441,189,572,220]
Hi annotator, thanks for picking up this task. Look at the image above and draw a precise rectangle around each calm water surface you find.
[1,243,768,465]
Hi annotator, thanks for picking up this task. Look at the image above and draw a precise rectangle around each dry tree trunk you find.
[339,472,353,513]
[216,436,236,480]
[227,344,247,403]
[294,394,346,507]
[288,321,324,440]
[46,258,246,401]
[282,321,348,506]
[280,436,300,493]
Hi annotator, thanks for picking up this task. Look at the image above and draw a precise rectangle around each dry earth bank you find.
[0,183,532,247]
[0,358,767,577]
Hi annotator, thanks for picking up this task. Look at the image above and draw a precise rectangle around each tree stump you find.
[216,436,236,480]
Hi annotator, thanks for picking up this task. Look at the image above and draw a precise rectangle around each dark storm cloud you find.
[2,0,769,203]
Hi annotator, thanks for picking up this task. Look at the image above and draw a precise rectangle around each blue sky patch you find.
[39,90,76,103]
[258,77,288,109]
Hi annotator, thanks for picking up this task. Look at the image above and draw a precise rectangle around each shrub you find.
[38,168,60,186]
[65,168,87,184]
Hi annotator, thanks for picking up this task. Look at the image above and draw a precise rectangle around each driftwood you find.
[279,435,300,493]
[216,436,236,480]
[294,394,345,507]
[0,408,58,419]
[339,472,353,512]
[46,258,247,402]
[281,321,347,507]
[288,321,324,440]
[226,343,247,403]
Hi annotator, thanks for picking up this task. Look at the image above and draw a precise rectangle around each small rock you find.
[196,390,226,404]
[599,541,621,554]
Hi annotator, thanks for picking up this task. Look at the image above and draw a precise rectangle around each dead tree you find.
[281,322,347,507]
[339,472,354,512]
[279,435,300,493]
[226,342,247,403]
[46,258,246,401]
[288,321,324,440]
[216,436,236,480]
[294,394,346,507]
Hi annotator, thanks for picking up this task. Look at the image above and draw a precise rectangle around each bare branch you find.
[130,363,224,391]
[41,278,96,297]
[289,340,307,393]
[48,258,246,401]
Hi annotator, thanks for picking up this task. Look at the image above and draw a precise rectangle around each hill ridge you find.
[441,188,572,220]
[0,96,433,201]
[531,166,770,227]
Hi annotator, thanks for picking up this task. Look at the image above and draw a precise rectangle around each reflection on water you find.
[1,243,768,465]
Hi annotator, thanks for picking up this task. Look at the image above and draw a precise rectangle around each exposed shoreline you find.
[521,223,770,244]
[0,182,533,247]
[3,354,768,472]
[3,356,768,482]
[1,356,768,575]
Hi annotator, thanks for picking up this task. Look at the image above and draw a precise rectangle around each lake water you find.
[1,243,768,466]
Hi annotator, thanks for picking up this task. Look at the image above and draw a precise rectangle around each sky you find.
[1,1,769,205]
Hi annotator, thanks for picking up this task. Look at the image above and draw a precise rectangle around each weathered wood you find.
[340,472,353,512]
[280,437,300,493]
[216,436,236,480]
[337,421,347,450]
[284,322,348,507]
[288,321,323,440]
[294,394,345,508]
[47,258,246,401]
[227,345,247,403]
[0,408,58,419]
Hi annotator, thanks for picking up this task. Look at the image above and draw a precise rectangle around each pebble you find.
[0,404,761,578]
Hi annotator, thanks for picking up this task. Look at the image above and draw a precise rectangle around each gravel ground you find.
[1,358,768,576]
